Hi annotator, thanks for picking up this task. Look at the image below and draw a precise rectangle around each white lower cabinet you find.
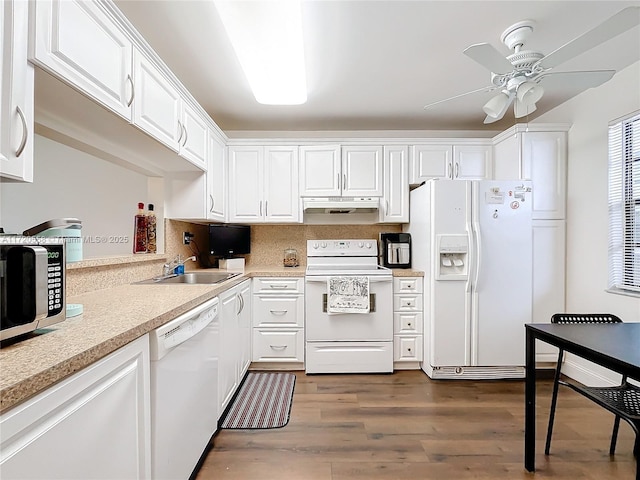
[0,335,151,479]
[218,279,252,416]
[252,277,304,367]
[393,277,423,369]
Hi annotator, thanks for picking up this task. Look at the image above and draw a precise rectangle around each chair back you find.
[551,313,623,324]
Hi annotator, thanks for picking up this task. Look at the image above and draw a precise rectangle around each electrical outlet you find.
[183,232,193,245]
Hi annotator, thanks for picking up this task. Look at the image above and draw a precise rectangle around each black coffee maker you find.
[380,233,411,269]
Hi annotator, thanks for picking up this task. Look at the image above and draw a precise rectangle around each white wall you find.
[536,62,640,384]
[0,135,149,258]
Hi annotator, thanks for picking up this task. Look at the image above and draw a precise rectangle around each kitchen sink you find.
[134,271,240,285]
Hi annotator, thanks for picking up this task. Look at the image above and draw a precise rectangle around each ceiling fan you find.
[424,6,640,124]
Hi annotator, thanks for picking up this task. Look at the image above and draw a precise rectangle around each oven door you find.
[305,275,393,341]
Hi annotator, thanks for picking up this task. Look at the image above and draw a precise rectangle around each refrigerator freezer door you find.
[472,181,533,366]
[430,181,472,367]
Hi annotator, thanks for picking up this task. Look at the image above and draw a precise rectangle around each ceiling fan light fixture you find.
[482,91,511,119]
[517,81,544,107]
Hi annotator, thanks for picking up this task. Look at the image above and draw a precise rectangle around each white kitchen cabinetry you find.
[252,277,305,367]
[410,143,492,184]
[30,0,134,119]
[492,125,568,220]
[0,0,33,182]
[228,146,299,223]
[393,277,423,369]
[300,145,383,197]
[132,50,181,152]
[178,100,209,169]
[218,280,252,415]
[380,145,409,223]
[207,132,226,222]
[0,335,151,479]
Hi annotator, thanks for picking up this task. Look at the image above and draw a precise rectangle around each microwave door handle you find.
[32,246,49,321]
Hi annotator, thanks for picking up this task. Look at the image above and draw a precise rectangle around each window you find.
[608,111,640,296]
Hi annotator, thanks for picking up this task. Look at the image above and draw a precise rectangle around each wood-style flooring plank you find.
[196,370,637,480]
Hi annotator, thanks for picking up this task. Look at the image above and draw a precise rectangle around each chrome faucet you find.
[161,254,197,277]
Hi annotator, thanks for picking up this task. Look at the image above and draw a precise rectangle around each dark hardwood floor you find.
[196,370,636,479]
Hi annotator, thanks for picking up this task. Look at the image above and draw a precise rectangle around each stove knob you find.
[312,242,319,249]
[365,242,372,249]
[320,242,327,248]
[358,242,364,248]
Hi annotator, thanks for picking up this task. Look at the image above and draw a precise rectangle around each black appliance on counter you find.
[380,233,411,269]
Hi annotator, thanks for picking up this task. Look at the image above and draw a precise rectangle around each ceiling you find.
[114,1,640,134]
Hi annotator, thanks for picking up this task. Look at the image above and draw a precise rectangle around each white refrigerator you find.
[406,179,533,379]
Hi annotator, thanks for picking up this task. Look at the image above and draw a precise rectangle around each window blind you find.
[608,111,640,295]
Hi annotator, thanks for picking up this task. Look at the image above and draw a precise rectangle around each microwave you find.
[0,236,66,341]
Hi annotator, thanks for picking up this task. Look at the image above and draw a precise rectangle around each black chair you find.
[544,313,640,477]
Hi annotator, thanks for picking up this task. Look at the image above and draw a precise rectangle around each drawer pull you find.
[269,285,288,289]
[270,345,287,350]
[270,310,288,315]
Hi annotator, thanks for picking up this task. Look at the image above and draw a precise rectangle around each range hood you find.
[303,197,380,214]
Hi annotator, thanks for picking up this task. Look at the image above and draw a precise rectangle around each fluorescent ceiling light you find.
[214,0,307,105]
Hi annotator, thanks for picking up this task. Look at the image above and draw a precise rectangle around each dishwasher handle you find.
[150,297,219,361]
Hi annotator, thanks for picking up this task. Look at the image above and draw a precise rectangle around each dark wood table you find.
[525,322,640,472]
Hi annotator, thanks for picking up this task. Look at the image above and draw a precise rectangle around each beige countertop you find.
[0,265,422,413]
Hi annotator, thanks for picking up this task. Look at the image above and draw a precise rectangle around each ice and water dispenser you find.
[436,235,468,280]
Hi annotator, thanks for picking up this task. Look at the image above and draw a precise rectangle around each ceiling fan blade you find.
[423,85,497,110]
[537,70,616,89]
[537,6,640,70]
[463,43,514,74]
[514,98,537,118]
[483,114,503,124]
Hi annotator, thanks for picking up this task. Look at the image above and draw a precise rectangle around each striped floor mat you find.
[221,372,296,429]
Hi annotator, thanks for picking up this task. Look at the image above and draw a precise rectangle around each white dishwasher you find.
[150,297,219,480]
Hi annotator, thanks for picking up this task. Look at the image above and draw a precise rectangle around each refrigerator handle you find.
[473,218,482,290]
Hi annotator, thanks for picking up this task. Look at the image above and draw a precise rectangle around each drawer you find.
[394,312,423,334]
[253,277,304,294]
[252,329,304,362]
[393,335,423,362]
[393,277,423,294]
[253,295,304,327]
[393,294,423,312]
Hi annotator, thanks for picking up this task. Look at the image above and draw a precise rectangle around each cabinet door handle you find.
[343,174,346,191]
[454,162,459,178]
[385,200,389,215]
[126,74,135,107]
[237,293,244,315]
[209,194,214,213]
[337,173,341,191]
[259,200,263,216]
[265,200,268,217]
[182,124,188,146]
[177,120,183,143]
[269,310,288,315]
[15,106,28,158]
[446,162,451,179]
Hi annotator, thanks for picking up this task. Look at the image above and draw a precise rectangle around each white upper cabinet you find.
[453,145,492,180]
[299,145,341,196]
[380,146,409,223]
[341,146,383,196]
[410,143,491,184]
[31,0,134,120]
[492,125,568,220]
[132,50,181,152]
[228,145,299,223]
[1,0,34,182]
[264,146,300,222]
[299,145,382,196]
[178,101,208,169]
[207,133,226,222]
